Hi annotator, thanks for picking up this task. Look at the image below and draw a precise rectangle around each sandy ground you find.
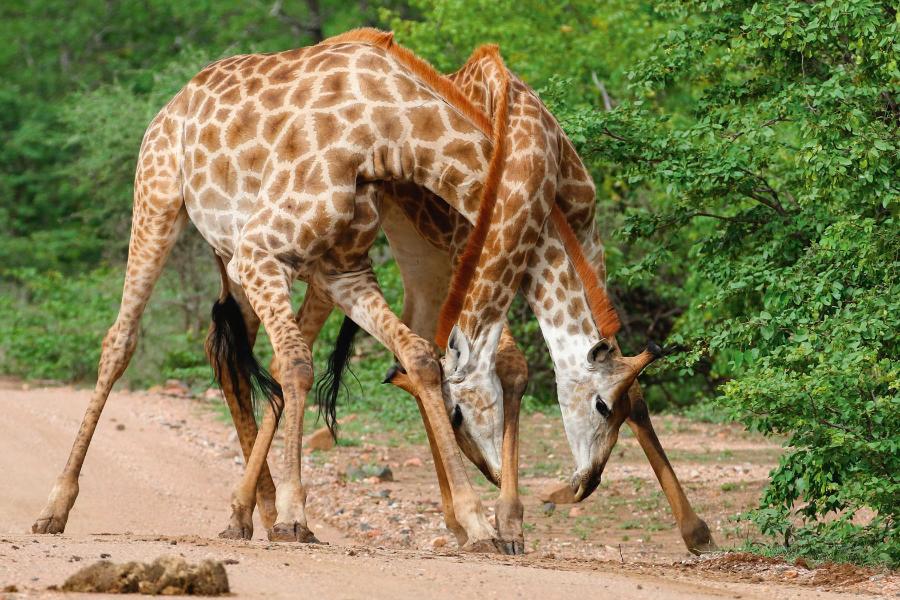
[0,382,894,599]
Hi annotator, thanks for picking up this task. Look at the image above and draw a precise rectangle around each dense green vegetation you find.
[1,0,896,566]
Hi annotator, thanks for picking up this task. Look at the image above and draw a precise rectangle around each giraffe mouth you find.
[571,465,604,502]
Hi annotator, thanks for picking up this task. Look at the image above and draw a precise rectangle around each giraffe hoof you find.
[268,522,320,543]
[31,516,66,535]
[218,524,253,540]
[499,540,525,555]
[461,538,503,554]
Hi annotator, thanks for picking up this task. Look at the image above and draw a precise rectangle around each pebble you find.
[568,506,585,518]
[402,457,424,468]
[430,536,447,549]
[306,427,336,452]
[375,466,394,482]
[542,502,556,516]
[540,482,576,504]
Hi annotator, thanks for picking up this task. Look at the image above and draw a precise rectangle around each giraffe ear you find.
[587,338,613,366]
[444,325,471,375]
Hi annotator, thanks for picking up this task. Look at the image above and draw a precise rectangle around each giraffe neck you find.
[437,49,561,361]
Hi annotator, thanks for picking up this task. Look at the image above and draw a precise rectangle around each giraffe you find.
[30,35,536,551]
[304,38,715,554]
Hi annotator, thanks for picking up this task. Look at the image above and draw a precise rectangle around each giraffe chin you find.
[571,464,605,503]
[456,438,501,487]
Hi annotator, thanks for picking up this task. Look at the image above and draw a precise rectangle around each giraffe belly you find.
[182,187,246,260]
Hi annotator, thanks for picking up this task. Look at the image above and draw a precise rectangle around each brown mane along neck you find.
[321,29,620,345]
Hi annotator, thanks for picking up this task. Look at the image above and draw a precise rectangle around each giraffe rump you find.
[208,294,284,419]
[314,315,361,440]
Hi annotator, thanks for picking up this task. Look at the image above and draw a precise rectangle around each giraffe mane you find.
[549,206,621,338]
[322,29,620,343]
[433,44,510,349]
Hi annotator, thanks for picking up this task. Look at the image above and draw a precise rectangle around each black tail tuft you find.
[208,294,283,419]
[314,316,361,440]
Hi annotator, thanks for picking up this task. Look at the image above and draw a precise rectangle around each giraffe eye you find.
[451,405,464,429]
[595,397,611,419]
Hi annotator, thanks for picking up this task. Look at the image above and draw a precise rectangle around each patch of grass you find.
[619,519,641,530]
[572,516,598,540]
[720,482,742,492]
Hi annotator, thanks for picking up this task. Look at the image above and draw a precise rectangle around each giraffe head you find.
[559,338,661,501]
[439,324,505,485]
[526,208,664,502]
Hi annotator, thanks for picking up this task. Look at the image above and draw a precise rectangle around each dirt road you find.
[0,383,888,598]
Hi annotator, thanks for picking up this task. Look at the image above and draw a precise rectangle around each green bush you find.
[540,0,899,565]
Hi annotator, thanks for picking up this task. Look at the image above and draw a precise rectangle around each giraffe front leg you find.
[626,384,717,554]
[494,325,527,555]
[384,366,468,547]
[318,269,502,553]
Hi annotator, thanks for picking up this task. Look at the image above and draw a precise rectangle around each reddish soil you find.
[0,382,894,598]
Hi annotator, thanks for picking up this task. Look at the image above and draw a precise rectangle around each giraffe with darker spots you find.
[32,33,521,552]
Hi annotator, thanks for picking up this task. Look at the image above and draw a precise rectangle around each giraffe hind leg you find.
[32,188,186,534]
[206,266,280,531]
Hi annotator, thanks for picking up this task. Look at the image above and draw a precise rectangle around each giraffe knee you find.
[278,355,314,392]
[405,343,441,388]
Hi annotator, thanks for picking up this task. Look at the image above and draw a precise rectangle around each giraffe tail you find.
[314,315,361,440]
[207,293,284,420]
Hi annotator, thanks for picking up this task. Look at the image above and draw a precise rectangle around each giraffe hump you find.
[321,27,395,49]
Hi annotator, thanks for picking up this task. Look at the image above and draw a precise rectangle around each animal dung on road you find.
[60,555,229,596]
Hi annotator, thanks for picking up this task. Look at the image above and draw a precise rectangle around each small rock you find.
[306,427,335,452]
[375,465,394,482]
[116,423,126,431]
[784,570,798,579]
[402,457,424,468]
[100,553,111,559]
[568,506,585,518]
[203,388,221,401]
[430,536,448,549]
[542,502,556,516]
[539,482,577,504]
[3,584,19,593]
[162,380,191,397]
[377,489,391,498]
[359,523,372,532]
